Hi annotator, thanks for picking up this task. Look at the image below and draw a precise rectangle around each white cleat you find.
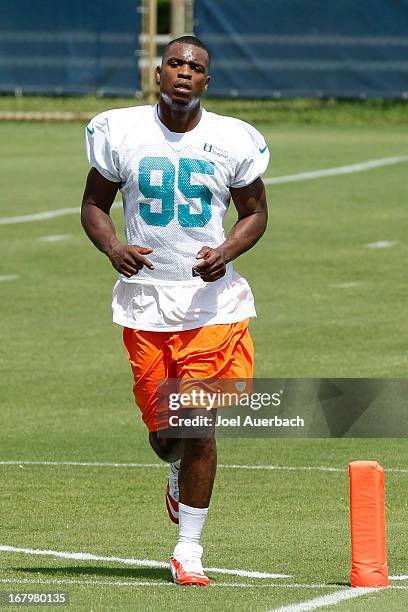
[170,542,210,586]
[165,460,180,524]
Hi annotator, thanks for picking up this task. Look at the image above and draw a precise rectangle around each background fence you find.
[1,0,408,99]
[195,0,408,99]
[0,0,141,96]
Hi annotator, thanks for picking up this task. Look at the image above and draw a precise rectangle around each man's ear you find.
[156,66,161,84]
[204,75,211,92]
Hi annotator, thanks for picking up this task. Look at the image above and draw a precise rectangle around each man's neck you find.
[157,99,202,133]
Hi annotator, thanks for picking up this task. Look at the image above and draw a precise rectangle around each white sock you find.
[171,459,181,471]
[177,502,208,547]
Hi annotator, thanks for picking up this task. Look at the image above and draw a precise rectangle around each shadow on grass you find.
[14,566,172,583]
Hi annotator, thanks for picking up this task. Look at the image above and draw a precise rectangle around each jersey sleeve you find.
[231,122,270,188]
[85,113,122,183]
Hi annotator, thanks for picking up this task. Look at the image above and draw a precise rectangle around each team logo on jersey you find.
[203,143,228,159]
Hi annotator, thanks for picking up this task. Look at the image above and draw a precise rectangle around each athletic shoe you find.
[165,460,180,524]
[170,542,210,586]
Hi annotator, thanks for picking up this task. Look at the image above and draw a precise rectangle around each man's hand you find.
[108,242,154,277]
[81,169,155,278]
[193,246,227,282]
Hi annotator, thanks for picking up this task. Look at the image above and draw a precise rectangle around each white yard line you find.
[0,578,406,592]
[0,546,289,580]
[0,275,19,281]
[330,282,362,289]
[38,234,72,242]
[269,587,381,611]
[0,202,121,225]
[0,460,166,468]
[1,460,408,474]
[219,464,342,472]
[1,156,407,225]
[263,155,408,185]
[365,240,397,249]
[0,207,80,225]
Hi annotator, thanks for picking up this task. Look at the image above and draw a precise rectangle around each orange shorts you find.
[123,319,254,432]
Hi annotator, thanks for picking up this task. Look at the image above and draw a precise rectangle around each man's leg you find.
[169,417,216,586]
[149,422,216,537]
[124,321,253,586]
[179,435,217,508]
[123,326,184,521]
[168,320,254,585]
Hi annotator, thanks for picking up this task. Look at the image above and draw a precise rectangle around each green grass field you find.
[1,95,408,126]
[0,110,407,610]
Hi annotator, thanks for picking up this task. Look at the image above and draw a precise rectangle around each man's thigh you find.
[123,327,176,432]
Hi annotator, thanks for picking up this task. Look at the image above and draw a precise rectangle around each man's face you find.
[156,43,210,109]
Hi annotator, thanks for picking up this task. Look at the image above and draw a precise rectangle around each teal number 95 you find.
[139,156,214,227]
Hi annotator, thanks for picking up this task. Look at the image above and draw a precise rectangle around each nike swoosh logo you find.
[259,145,268,154]
[87,126,94,135]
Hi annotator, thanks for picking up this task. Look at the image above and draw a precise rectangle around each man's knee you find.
[149,431,181,462]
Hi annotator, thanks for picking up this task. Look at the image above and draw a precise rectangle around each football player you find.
[81,36,269,586]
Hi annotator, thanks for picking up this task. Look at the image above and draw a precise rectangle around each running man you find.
[81,35,269,586]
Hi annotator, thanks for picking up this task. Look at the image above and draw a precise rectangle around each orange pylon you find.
[349,460,388,587]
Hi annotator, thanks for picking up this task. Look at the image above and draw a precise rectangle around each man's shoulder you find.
[89,104,155,136]
[203,109,266,153]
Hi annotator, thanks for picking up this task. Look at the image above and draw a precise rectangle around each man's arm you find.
[193,177,267,282]
[81,168,154,277]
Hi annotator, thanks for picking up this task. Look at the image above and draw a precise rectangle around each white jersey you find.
[85,104,269,331]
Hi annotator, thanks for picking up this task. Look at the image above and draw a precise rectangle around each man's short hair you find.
[163,36,211,66]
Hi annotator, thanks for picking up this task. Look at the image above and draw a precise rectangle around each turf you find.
[0,118,407,610]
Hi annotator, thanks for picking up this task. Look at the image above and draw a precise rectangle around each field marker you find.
[263,155,408,185]
[1,460,408,474]
[268,587,381,611]
[38,234,72,242]
[349,461,388,587]
[0,546,289,580]
[0,275,19,282]
[365,240,397,249]
[1,156,407,225]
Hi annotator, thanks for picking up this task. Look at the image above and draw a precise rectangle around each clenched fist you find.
[193,246,228,282]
